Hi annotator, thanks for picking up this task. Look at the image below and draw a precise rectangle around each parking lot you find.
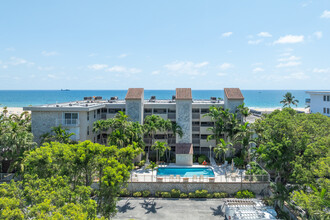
[115,198,225,220]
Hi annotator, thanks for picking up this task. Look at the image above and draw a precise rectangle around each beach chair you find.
[199,175,204,182]
[169,175,174,182]
[176,175,181,182]
[183,177,189,182]
[156,177,163,182]
[208,177,215,182]
[193,175,197,182]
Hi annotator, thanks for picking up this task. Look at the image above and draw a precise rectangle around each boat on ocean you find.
[61,89,70,91]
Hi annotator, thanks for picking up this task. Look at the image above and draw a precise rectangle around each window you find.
[327,96,330,101]
[201,122,214,127]
[144,109,152,113]
[87,112,89,121]
[108,108,121,114]
[324,108,327,114]
[87,126,89,136]
[327,108,330,114]
[192,108,200,113]
[324,96,327,101]
[168,109,176,113]
[192,121,199,126]
[94,111,96,119]
[201,135,208,139]
[192,134,200,138]
[64,113,78,125]
[201,109,209,114]
[154,108,166,114]
[97,109,100,114]
[155,134,166,139]
[101,108,107,113]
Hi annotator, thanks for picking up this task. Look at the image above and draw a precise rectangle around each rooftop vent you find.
[56,105,60,107]
[95,96,102,100]
[110,96,118,101]
[84,97,92,100]
[69,103,73,106]
[172,95,176,101]
[210,97,217,103]
[149,96,156,102]
[85,104,88,107]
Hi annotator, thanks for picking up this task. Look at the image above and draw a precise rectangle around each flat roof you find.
[125,88,144,100]
[224,88,244,100]
[306,91,330,94]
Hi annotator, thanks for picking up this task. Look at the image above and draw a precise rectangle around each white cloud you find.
[88,64,108,70]
[217,72,227,76]
[313,31,323,39]
[118,53,128,58]
[41,51,58,56]
[274,35,304,44]
[219,63,234,70]
[278,55,300,62]
[10,57,34,66]
[257,32,272,37]
[253,67,264,72]
[88,53,98,57]
[47,74,57,79]
[107,66,141,75]
[151,70,160,75]
[248,39,263,45]
[164,61,209,76]
[38,66,54,71]
[284,72,309,80]
[313,68,330,73]
[222,32,233,37]
[321,10,330,18]
[276,61,301,68]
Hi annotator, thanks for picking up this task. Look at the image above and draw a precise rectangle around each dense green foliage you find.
[0,110,35,173]
[235,190,255,198]
[253,108,330,218]
[40,125,76,144]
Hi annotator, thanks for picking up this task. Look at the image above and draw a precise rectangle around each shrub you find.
[206,193,213,198]
[142,190,150,197]
[198,155,209,164]
[188,192,196,198]
[213,192,228,198]
[161,192,171,198]
[245,162,267,175]
[155,191,161,197]
[235,190,255,198]
[180,193,188,198]
[233,157,244,168]
[195,189,208,198]
[170,189,181,198]
[119,188,130,197]
[138,160,145,167]
[133,192,142,197]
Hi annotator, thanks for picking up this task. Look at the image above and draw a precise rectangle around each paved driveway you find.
[114,198,225,220]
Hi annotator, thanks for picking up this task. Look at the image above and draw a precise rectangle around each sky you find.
[0,0,330,90]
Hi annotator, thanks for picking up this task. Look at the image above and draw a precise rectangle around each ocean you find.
[0,90,311,108]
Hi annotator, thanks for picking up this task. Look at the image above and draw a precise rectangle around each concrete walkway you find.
[115,198,225,220]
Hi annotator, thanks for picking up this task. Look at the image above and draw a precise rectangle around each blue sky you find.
[0,0,329,90]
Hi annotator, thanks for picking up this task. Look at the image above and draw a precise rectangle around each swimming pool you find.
[157,167,215,177]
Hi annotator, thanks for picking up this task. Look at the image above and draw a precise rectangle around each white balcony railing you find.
[56,119,79,126]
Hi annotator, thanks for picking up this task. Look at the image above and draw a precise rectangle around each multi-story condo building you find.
[23,88,244,154]
[306,91,330,116]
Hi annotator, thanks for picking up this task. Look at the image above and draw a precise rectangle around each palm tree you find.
[40,125,75,144]
[236,103,250,123]
[280,92,299,108]
[234,122,255,163]
[214,138,233,163]
[151,141,170,163]
[143,115,163,159]
[204,106,228,145]
[147,161,158,182]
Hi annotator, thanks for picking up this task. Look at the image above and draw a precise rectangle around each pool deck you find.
[130,163,250,183]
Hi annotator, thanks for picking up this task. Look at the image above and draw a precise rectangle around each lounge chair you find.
[209,177,215,182]
[157,177,163,182]
[193,175,197,182]
[176,175,181,182]
[169,175,174,182]
[199,175,204,182]
[183,177,189,182]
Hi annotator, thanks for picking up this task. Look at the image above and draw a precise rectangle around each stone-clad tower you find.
[175,88,192,143]
[125,88,144,124]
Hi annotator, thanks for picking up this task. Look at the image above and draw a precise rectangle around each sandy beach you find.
[0,107,29,116]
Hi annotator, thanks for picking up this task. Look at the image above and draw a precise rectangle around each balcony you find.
[154,114,168,120]
[200,114,211,122]
[168,113,176,120]
[192,138,200,145]
[56,119,79,126]
[200,126,213,134]
[192,126,200,132]
[192,113,200,120]
[200,139,216,147]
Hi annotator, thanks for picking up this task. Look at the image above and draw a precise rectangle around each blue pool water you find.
[157,167,215,177]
